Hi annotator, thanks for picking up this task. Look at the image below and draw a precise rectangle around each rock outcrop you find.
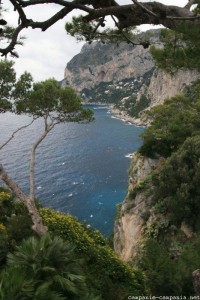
[114,153,162,261]
[147,68,200,107]
[64,40,155,92]
[63,29,199,120]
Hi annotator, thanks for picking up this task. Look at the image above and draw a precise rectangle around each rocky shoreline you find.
[109,105,147,127]
[82,101,147,127]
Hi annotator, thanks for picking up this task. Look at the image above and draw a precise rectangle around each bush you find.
[139,94,200,158]
[151,136,200,229]
[137,237,200,296]
[0,189,34,269]
[0,234,88,300]
[40,208,146,299]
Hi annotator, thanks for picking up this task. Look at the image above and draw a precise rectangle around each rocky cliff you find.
[63,29,199,120]
[147,68,200,106]
[114,153,162,261]
[63,37,156,114]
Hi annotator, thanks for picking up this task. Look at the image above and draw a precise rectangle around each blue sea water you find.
[0,106,144,236]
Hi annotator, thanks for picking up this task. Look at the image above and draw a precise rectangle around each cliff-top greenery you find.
[0,189,145,299]
[151,26,200,73]
[129,79,200,296]
[140,80,200,158]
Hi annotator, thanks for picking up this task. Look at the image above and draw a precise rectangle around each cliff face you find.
[63,30,199,118]
[114,154,162,261]
[147,68,200,107]
[64,41,155,92]
[63,39,156,112]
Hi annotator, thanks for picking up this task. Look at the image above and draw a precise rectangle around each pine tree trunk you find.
[0,164,47,235]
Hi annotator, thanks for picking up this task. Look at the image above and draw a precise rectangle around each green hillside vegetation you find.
[0,189,145,299]
[139,80,200,158]
[130,80,200,296]
[151,25,200,73]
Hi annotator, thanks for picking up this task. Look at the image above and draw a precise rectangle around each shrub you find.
[153,136,200,229]
[40,208,146,299]
[139,94,200,158]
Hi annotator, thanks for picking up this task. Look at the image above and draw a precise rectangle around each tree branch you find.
[0,23,24,56]
[9,0,27,24]
[185,0,197,10]
[111,15,148,48]
[0,118,35,151]
[29,126,50,201]
[132,0,158,18]
[2,0,200,56]
[0,163,28,206]
[0,163,48,235]
[29,118,59,202]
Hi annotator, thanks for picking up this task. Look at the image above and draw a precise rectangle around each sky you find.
[4,0,188,82]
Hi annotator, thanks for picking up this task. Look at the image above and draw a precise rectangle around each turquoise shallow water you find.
[0,106,144,235]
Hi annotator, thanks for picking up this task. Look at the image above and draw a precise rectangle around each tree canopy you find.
[0,60,93,235]
[1,0,200,57]
[150,24,200,72]
[139,81,200,158]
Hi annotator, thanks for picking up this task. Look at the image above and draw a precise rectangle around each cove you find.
[0,105,144,235]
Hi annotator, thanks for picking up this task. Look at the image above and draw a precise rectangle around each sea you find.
[0,105,144,236]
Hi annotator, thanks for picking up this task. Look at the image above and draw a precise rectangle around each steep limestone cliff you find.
[64,41,155,92]
[147,68,200,107]
[63,30,200,120]
[114,153,162,261]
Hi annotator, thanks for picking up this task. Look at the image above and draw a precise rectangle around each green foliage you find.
[0,5,25,57]
[0,202,146,299]
[2,196,33,244]
[115,203,122,220]
[65,15,137,44]
[0,60,33,112]
[129,95,150,118]
[133,79,200,295]
[153,135,200,229]
[139,94,200,157]
[0,60,15,111]
[0,187,15,223]
[13,72,33,102]
[40,208,146,299]
[65,15,95,42]
[0,223,9,268]
[192,1,200,14]
[122,95,150,118]
[137,239,181,295]
[0,234,87,300]
[151,26,200,72]
[17,78,60,116]
[0,268,36,300]
[137,81,200,228]
[185,78,200,103]
[16,78,94,123]
[136,238,200,296]
[0,188,34,268]
[0,60,93,124]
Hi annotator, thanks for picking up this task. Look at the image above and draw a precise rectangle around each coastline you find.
[82,101,147,127]
[108,105,147,127]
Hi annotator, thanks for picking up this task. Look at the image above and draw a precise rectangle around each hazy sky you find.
[4,0,188,82]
